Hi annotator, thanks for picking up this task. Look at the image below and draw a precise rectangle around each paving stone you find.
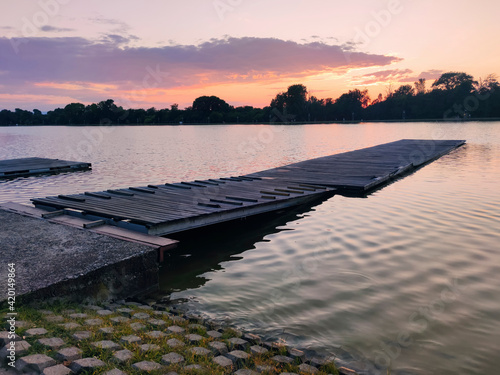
[226,350,250,363]
[184,364,204,371]
[299,363,319,374]
[45,315,65,323]
[147,318,166,327]
[242,333,261,344]
[110,316,130,324]
[91,340,121,351]
[272,355,293,364]
[137,305,153,310]
[25,327,48,336]
[38,337,65,349]
[132,312,150,319]
[263,341,286,351]
[130,322,146,331]
[167,325,185,334]
[15,320,33,328]
[132,360,161,372]
[0,340,31,359]
[120,335,142,345]
[16,354,56,373]
[171,316,186,324]
[166,338,184,348]
[208,341,228,355]
[139,344,161,352]
[255,364,273,373]
[96,310,114,316]
[289,348,305,359]
[69,358,106,373]
[161,352,184,365]
[99,327,114,334]
[104,303,122,310]
[69,313,87,319]
[124,301,141,306]
[55,347,82,362]
[185,334,203,343]
[0,331,20,346]
[146,330,167,339]
[116,308,133,317]
[84,318,103,326]
[308,356,330,367]
[190,347,211,356]
[228,337,249,350]
[234,370,258,375]
[188,323,205,331]
[59,323,81,330]
[103,369,127,375]
[72,331,91,341]
[112,349,134,363]
[85,305,102,311]
[213,355,233,368]
[42,364,73,375]
[62,310,76,315]
[185,312,204,322]
[250,345,268,355]
[206,330,222,339]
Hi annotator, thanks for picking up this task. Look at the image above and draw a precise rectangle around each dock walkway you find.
[0,157,91,178]
[31,139,465,236]
[246,139,465,191]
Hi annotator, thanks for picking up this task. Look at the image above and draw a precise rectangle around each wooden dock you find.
[31,139,465,236]
[246,139,466,191]
[0,157,91,178]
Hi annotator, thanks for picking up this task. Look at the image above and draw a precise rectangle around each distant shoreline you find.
[1,117,500,127]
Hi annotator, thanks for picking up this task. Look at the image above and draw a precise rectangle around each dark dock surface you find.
[246,139,466,191]
[0,157,91,178]
[31,139,465,236]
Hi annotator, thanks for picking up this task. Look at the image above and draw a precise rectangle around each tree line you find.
[1,72,499,126]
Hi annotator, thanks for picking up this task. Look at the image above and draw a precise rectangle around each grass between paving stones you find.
[1,303,339,375]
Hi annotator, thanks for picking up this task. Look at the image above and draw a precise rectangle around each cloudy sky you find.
[1,0,499,111]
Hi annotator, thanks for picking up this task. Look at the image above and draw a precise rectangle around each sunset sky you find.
[1,0,499,111]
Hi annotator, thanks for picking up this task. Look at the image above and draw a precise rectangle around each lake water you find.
[1,123,499,374]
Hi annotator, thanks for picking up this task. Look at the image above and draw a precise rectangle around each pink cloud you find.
[353,68,444,85]
[1,36,401,87]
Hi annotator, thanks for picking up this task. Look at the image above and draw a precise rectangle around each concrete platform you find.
[0,203,177,304]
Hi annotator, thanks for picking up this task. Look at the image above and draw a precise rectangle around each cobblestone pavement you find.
[1,303,361,375]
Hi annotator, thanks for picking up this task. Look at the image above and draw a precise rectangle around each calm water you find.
[1,123,499,374]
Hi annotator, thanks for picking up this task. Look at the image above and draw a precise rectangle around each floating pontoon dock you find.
[30,139,465,236]
[0,157,91,178]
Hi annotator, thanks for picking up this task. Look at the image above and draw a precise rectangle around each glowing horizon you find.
[1,0,499,111]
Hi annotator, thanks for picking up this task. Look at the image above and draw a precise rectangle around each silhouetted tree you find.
[414,78,426,95]
[334,89,370,120]
[270,84,309,121]
[2,71,500,126]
